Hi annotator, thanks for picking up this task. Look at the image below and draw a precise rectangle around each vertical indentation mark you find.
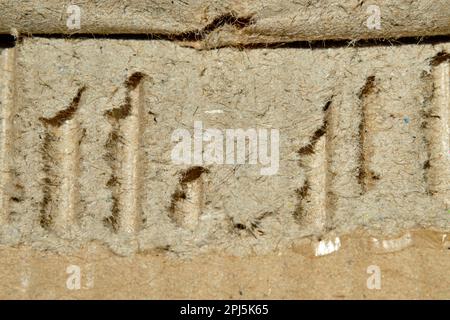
[169,166,208,231]
[0,48,16,225]
[295,98,333,234]
[104,72,146,234]
[425,52,450,205]
[39,86,85,232]
[358,76,379,194]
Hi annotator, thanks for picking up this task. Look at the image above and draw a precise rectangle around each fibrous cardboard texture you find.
[0,38,448,259]
[0,6,449,299]
[1,1,450,48]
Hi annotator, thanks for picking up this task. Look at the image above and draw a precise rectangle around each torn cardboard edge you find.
[1,0,449,49]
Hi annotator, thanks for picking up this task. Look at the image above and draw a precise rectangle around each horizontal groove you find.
[0,34,15,48]
[4,34,449,50]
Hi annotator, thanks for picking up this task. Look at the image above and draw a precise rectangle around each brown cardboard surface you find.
[0,230,449,299]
